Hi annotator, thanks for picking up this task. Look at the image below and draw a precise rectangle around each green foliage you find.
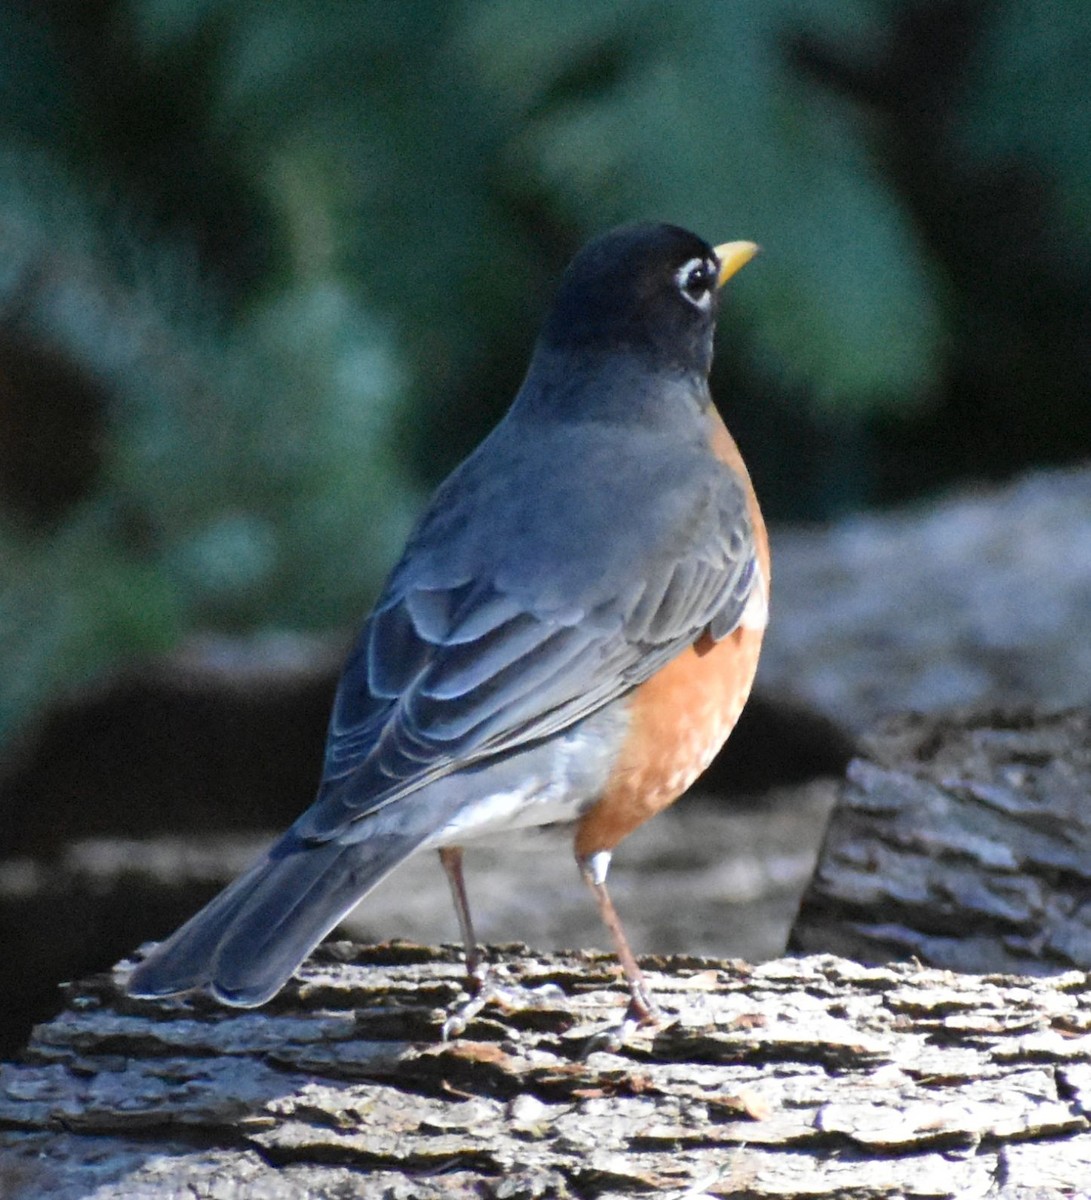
[958,2,1091,237]
[0,148,411,744]
[128,0,941,411]
[0,509,182,749]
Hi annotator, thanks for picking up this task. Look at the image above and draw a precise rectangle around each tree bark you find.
[790,706,1091,975]
[4,941,1091,1198]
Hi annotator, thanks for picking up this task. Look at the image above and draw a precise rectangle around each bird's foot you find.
[441,977,517,1039]
[582,986,660,1056]
[442,963,558,1039]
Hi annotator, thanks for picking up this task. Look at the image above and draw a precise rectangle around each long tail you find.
[126,824,431,1007]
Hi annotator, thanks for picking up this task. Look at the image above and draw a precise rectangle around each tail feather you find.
[127,827,429,1006]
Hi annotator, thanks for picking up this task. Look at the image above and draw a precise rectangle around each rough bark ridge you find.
[791,706,1091,974]
[4,943,1091,1198]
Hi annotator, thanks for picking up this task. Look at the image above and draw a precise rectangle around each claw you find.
[441,967,522,1039]
[582,989,660,1055]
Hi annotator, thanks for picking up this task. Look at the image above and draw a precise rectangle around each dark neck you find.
[510,342,712,429]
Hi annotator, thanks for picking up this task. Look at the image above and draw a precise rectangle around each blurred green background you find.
[1,0,1090,762]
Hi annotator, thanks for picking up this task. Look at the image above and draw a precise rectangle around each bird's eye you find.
[675,257,715,309]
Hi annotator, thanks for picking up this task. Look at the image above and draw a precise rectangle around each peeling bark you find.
[4,942,1091,1197]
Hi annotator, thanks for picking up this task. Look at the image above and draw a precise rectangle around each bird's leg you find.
[439,846,522,1038]
[439,845,485,984]
[578,850,660,1050]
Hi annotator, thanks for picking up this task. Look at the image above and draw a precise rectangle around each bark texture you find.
[4,943,1091,1198]
[791,706,1091,975]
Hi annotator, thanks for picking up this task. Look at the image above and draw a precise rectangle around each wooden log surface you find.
[4,942,1091,1198]
[791,706,1091,974]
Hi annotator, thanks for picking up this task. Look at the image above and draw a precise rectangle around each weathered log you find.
[0,782,837,1060]
[3,942,1091,1198]
[759,466,1091,731]
[790,706,1091,974]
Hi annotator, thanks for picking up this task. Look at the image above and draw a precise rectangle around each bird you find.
[127,222,769,1042]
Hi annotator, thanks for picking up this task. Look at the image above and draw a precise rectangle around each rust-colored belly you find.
[574,622,765,856]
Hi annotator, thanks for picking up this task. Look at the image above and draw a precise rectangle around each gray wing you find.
[295,430,757,843]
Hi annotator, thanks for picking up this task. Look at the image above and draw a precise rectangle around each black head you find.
[538,223,743,379]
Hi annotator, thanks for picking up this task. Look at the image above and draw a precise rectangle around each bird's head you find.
[538,222,757,380]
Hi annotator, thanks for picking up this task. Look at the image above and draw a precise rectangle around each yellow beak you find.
[714,241,760,288]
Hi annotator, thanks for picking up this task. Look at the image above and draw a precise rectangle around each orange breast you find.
[574,405,769,858]
[574,624,765,855]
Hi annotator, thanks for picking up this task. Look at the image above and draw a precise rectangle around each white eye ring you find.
[674,256,715,310]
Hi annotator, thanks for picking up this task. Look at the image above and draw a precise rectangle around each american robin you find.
[128,222,768,1041]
